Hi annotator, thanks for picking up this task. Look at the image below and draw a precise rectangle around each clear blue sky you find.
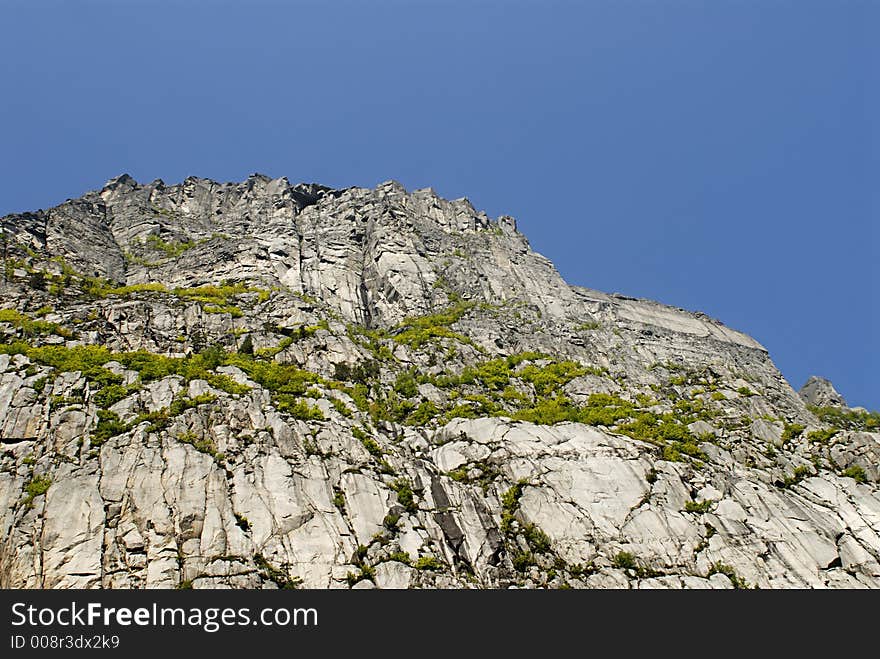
[2,0,877,408]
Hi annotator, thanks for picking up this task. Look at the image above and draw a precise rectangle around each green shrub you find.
[661,444,683,462]
[441,403,478,421]
[807,428,838,443]
[254,554,300,589]
[392,301,475,349]
[579,393,635,425]
[112,351,175,381]
[125,394,217,436]
[237,334,254,355]
[517,360,586,397]
[205,373,251,395]
[133,409,172,433]
[329,396,352,417]
[346,563,376,586]
[780,465,813,488]
[781,423,805,443]
[843,465,867,484]
[617,412,700,455]
[390,478,417,513]
[466,358,512,391]
[144,233,196,257]
[177,431,222,460]
[92,410,129,445]
[448,466,469,482]
[169,393,216,416]
[339,384,368,412]
[511,551,536,571]
[332,362,353,382]
[522,523,551,553]
[358,432,383,458]
[50,394,82,410]
[793,464,812,479]
[225,355,319,396]
[173,283,249,304]
[500,480,527,533]
[388,551,411,565]
[277,398,325,421]
[361,436,385,459]
[254,336,295,358]
[202,304,243,317]
[382,513,400,531]
[393,370,419,398]
[25,475,52,497]
[333,359,381,385]
[673,440,707,460]
[413,555,444,571]
[93,383,139,408]
[405,400,439,426]
[611,551,637,570]
[29,272,47,290]
[685,500,713,514]
[708,562,751,589]
[513,396,580,425]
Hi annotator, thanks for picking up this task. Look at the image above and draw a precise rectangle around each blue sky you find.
[2,0,876,407]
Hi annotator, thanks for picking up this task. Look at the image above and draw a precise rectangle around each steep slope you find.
[0,174,877,589]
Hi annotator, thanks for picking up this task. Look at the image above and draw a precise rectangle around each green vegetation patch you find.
[392,300,476,349]
[276,397,325,421]
[708,562,751,589]
[145,234,197,258]
[413,555,444,571]
[779,465,813,489]
[0,308,73,339]
[685,500,713,514]
[781,423,805,443]
[806,428,839,443]
[92,410,129,445]
[82,277,271,311]
[177,430,224,461]
[0,343,123,387]
[808,405,879,432]
[255,553,301,589]
[23,475,52,507]
[389,478,417,513]
[842,465,867,484]
[611,551,637,570]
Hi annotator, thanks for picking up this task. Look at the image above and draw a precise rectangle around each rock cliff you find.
[1,174,877,589]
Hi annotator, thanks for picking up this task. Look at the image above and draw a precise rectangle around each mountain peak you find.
[799,376,847,408]
[103,172,138,190]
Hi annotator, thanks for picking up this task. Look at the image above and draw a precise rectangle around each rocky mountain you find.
[1,174,878,589]
[799,376,848,410]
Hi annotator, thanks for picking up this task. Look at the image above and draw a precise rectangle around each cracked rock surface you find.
[0,174,877,589]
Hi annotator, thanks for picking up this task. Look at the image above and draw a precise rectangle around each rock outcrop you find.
[799,376,848,409]
[0,174,877,589]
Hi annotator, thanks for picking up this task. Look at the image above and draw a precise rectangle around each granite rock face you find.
[799,376,848,409]
[0,174,877,589]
